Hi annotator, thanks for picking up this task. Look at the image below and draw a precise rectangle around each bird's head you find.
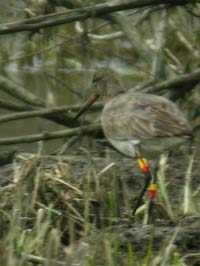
[74,68,125,120]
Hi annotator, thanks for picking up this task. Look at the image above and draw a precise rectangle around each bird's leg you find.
[132,151,157,220]
[144,170,157,224]
[132,151,152,215]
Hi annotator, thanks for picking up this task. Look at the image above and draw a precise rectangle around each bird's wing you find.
[102,93,192,141]
[151,103,192,137]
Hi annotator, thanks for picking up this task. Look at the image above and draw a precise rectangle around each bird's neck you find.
[105,83,126,99]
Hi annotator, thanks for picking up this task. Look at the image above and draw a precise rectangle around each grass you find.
[0,149,199,266]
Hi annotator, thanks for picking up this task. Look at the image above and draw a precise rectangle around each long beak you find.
[74,91,100,120]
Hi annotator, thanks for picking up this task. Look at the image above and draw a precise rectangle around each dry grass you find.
[0,148,199,266]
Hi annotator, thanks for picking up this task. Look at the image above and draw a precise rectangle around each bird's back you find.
[101,92,192,157]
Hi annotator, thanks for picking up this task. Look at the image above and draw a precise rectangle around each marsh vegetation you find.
[0,1,200,265]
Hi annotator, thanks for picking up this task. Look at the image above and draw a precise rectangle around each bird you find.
[74,68,193,221]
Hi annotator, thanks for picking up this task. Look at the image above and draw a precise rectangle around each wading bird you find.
[74,68,193,221]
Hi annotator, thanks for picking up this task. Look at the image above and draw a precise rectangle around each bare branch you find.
[169,19,200,59]
[0,99,31,111]
[0,0,198,35]
[0,124,101,145]
[151,8,168,79]
[134,68,200,95]
[0,104,102,125]
[0,75,45,107]
[0,75,82,127]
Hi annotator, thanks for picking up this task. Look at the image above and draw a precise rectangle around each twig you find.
[21,253,65,266]
[0,106,74,124]
[0,36,77,64]
[52,136,79,155]
[151,8,168,79]
[0,8,155,64]
[0,0,197,35]
[76,7,153,57]
[164,48,183,73]
[169,18,200,59]
[75,21,123,40]
[0,124,101,145]
[44,72,83,98]
[0,103,102,124]
[135,68,200,94]
[0,75,84,127]
[0,99,32,111]
[0,74,45,107]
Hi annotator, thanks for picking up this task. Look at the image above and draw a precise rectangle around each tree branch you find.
[0,104,102,125]
[0,0,198,35]
[135,68,200,96]
[0,75,45,107]
[0,74,81,127]
[0,124,101,145]
[0,99,31,111]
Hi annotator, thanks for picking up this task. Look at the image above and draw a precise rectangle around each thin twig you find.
[0,103,102,124]
[0,74,45,107]
[0,99,32,111]
[21,253,65,266]
[134,68,200,94]
[0,124,101,145]
[151,8,168,79]
[0,106,71,124]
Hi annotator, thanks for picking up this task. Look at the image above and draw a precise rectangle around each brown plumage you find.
[75,68,193,158]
